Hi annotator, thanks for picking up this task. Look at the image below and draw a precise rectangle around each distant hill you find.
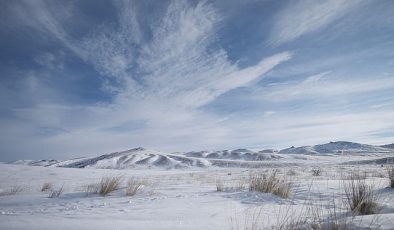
[10,141,394,169]
[11,147,282,169]
[13,148,212,169]
[279,141,393,155]
[381,143,394,149]
[185,149,280,161]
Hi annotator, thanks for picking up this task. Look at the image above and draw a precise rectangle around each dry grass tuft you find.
[216,177,246,192]
[41,182,53,192]
[216,178,225,192]
[0,185,23,196]
[48,184,64,198]
[249,171,291,198]
[126,177,144,196]
[85,183,100,196]
[311,168,322,176]
[343,177,379,215]
[387,165,394,188]
[99,176,122,196]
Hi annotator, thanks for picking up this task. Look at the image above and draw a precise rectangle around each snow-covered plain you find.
[1,142,394,230]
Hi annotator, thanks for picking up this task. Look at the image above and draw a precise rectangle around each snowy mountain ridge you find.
[279,141,393,155]
[10,141,394,169]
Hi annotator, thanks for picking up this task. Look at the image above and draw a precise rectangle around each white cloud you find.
[270,0,362,45]
[220,109,394,149]
[4,0,392,161]
[1,1,292,159]
[257,73,394,102]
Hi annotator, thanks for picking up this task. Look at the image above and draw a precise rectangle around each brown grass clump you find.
[343,177,379,215]
[125,177,144,196]
[249,171,291,198]
[0,185,23,196]
[387,165,394,188]
[216,178,225,192]
[85,183,100,196]
[41,182,53,192]
[48,184,64,198]
[311,168,322,176]
[99,176,121,196]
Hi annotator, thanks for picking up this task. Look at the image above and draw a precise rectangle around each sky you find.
[1,0,394,161]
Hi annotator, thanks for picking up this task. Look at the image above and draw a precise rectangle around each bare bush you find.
[311,168,322,177]
[216,178,225,192]
[310,199,351,230]
[344,177,379,215]
[216,177,246,192]
[273,182,292,199]
[48,184,64,198]
[387,165,394,188]
[0,185,23,196]
[249,171,292,198]
[126,177,144,196]
[99,176,121,196]
[41,182,53,192]
[85,183,99,196]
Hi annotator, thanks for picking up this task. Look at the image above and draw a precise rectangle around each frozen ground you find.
[1,149,394,229]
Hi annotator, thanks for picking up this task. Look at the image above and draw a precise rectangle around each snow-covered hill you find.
[185,149,280,161]
[12,159,60,167]
[55,148,213,169]
[279,141,393,155]
[10,148,282,169]
[381,143,394,149]
[10,141,394,169]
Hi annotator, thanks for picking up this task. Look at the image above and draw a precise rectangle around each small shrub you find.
[387,166,394,188]
[311,168,322,177]
[0,186,23,196]
[99,176,121,196]
[126,177,144,196]
[216,179,225,192]
[41,182,53,192]
[249,171,292,198]
[48,184,64,198]
[344,177,379,215]
[273,182,292,199]
[85,183,99,196]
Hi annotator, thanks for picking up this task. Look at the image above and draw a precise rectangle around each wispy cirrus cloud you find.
[78,1,292,110]
[270,0,363,45]
[257,73,394,102]
[1,0,393,161]
[0,0,292,159]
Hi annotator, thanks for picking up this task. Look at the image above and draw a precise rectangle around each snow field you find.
[1,163,394,229]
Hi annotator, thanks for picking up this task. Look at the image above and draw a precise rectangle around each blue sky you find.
[1,0,394,161]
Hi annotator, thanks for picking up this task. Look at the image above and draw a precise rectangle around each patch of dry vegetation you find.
[387,165,394,188]
[249,171,291,198]
[216,178,225,192]
[216,176,246,192]
[126,177,144,196]
[41,182,53,192]
[48,184,64,198]
[311,168,322,176]
[343,176,379,215]
[0,185,23,196]
[85,183,100,196]
[99,176,122,196]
